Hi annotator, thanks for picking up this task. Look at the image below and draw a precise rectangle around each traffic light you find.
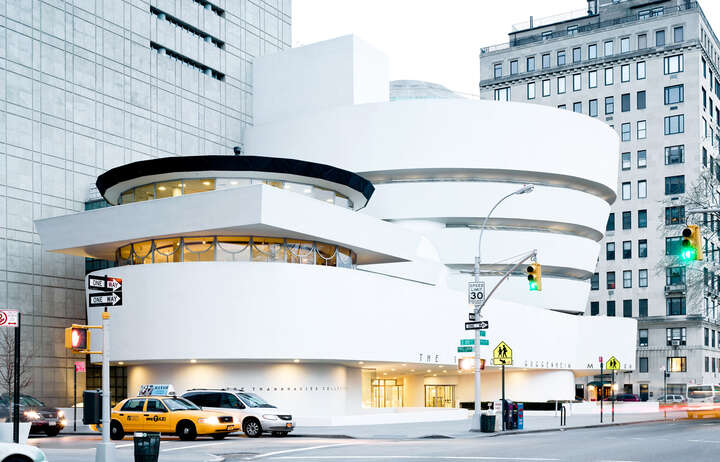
[458,357,484,371]
[527,263,542,291]
[65,327,89,352]
[680,225,703,261]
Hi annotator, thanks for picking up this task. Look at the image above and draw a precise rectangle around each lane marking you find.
[115,443,134,448]
[161,442,226,452]
[688,439,720,443]
[253,443,358,459]
[273,457,560,461]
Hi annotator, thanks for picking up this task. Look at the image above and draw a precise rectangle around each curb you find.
[487,418,670,437]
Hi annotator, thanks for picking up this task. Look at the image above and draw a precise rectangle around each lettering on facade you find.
[249,385,344,392]
[418,353,441,363]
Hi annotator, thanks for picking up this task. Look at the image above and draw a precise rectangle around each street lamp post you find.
[470,184,534,432]
[662,366,670,421]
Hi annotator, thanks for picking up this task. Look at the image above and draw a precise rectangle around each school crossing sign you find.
[605,356,620,370]
[493,341,513,366]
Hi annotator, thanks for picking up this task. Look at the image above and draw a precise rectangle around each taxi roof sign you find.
[138,384,175,397]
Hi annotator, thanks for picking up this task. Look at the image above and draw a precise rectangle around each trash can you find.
[134,432,160,462]
[480,413,496,433]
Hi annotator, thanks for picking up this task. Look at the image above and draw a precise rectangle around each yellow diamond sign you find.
[493,341,513,366]
[606,356,620,370]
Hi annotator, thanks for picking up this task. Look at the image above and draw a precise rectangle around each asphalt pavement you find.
[27,417,720,462]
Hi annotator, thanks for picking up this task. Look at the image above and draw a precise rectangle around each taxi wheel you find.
[243,418,262,438]
[177,421,197,441]
[110,421,125,440]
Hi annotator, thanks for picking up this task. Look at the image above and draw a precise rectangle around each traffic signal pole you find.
[12,313,20,444]
[95,309,115,462]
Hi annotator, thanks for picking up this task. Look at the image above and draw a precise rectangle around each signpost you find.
[465,321,489,330]
[599,356,604,423]
[73,361,85,432]
[493,341,513,431]
[0,310,20,443]
[88,292,123,308]
[606,356,620,422]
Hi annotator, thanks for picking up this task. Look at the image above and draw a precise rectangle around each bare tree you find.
[0,329,33,399]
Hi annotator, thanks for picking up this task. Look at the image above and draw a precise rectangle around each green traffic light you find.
[681,247,696,261]
[529,280,538,291]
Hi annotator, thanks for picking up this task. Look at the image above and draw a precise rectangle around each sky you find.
[292,0,720,97]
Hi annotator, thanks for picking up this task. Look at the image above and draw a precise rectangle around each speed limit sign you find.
[468,282,485,305]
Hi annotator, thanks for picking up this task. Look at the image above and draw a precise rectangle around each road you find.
[30,419,720,462]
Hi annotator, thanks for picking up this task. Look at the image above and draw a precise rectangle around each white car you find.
[0,442,48,462]
[182,389,295,437]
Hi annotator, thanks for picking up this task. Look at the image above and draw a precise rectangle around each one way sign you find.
[88,275,122,292]
[88,292,123,307]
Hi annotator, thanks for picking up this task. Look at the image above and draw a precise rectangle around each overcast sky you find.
[292,0,720,96]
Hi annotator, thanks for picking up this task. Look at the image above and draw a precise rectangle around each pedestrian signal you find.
[65,327,89,352]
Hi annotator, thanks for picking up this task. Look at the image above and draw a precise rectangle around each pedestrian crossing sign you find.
[606,356,620,370]
[493,341,513,365]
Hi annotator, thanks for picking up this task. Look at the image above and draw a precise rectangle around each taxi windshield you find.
[238,393,275,408]
[162,397,200,411]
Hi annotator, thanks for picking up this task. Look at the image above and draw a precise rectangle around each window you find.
[607,242,616,260]
[623,270,632,288]
[605,96,614,114]
[557,50,566,66]
[605,67,613,85]
[542,54,550,69]
[665,206,684,225]
[607,213,615,231]
[622,211,631,229]
[573,73,581,91]
[623,299,632,317]
[621,93,631,112]
[666,328,686,346]
[639,357,649,372]
[638,210,647,228]
[637,121,646,139]
[621,123,631,141]
[638,180,647,198]
[557,76,566,94]
[674,26,684,43]
[638,34,647,49]
[665,145,684,165]
[705,328,710,346]
[573,102,582,113]
[637,91,646,109]
[146,399,168,413]
[664,55,684,74]
[664,175,685,194]
[706,356,710,373]
[589,70,597,88]
[621,64,630,82]
[591,301,599,315]
[621,37,630,53]
[493,88,510,101]
[666,297,686,316]
[604,40,614,56]
[639,299,648,317]
[666,266,685,285]
[664,115,684,134]
[121,399,145,412]
[637,150,647,168]
[656,29,665,47]
[639,329,649,346]
[573,47,581,63]
[542,31,553,41]
[510,60,518,75]
[637,61,646,79]
[666,356,686,372]
[591,273,599,290]
[621,182,631,200]
[664,85,684,105]
[607,300,616,316]
[607,272,616,289]
[639,239,647,257]
[589,43,597,59]
[527,82,536,99]
[542,79,550,97]
[527,56,535,72]
[622,241,632,259]
[589,99,598,117]
[621,152,631,170]
[703,88,707,109]
[666,237,682,255]
[493,63,502,79]
[558,104,566,110]
[567,25,578,36]
[703,147,707,167]
[639,269,648,287]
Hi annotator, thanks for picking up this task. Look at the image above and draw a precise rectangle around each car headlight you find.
[57,410,64,418]
[24,411,40,420]
[262,414,278,420]
[198,417,219,424]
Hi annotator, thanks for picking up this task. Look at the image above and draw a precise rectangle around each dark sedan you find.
[1,394,66,436]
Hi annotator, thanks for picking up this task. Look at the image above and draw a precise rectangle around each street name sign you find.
[606,356,620,370]
[468,282,485,305]
[493,341,513,365]
[88,275,122,292]
[88,292,123,307]
[478,339,489,346]
[457,346,473,353]
[465,320,489,330]
[460,339,474,345]
[0,310,19,328]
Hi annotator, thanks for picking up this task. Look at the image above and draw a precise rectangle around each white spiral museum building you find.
[35,36,635,424]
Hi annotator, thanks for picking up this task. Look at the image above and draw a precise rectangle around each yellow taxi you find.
[108,385,240,441]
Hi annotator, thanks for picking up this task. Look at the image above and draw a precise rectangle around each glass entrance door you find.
[425,385,456,408]
[372,379,404,408]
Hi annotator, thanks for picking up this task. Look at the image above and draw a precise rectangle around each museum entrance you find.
[425,385,456,408]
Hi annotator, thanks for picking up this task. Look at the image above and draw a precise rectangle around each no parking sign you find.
[0,309,19,328]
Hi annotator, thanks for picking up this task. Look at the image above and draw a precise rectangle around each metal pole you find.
[95,309,115,462]
[12,313,20,444]
[600,361,604,423]
[611,371,615,423]
[501,364,506,431]
[74,366,77,432]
